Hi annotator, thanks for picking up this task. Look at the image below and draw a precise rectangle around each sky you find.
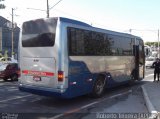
[1,0,160,42]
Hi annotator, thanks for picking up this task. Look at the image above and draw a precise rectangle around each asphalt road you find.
[0,68,154,119]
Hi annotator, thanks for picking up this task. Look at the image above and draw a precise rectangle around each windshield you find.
[22,18,57,47]
[0,64,8,71]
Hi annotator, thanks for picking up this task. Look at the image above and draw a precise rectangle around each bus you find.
[19,17,145,98]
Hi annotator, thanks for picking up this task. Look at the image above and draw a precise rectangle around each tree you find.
[145,42,159,47]
[4,50,8,58]
[0,0,5,9]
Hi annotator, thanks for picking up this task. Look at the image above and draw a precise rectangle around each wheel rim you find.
[95,80,105,95]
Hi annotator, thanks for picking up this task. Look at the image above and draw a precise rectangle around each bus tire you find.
[128,74,135,86]
[91,75,106,98]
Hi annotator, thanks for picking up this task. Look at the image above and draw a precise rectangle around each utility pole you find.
[129,29,132,34]
[47,0,49,18]
[158,29,159,58]
[27,0,63,18]
[11,8,14,58]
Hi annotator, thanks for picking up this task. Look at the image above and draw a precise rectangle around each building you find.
[0,16,20,58]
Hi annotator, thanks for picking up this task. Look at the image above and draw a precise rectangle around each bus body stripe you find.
[22,70,54,77]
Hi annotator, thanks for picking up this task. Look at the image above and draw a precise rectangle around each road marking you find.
[0,88,19,91]
[52,90,132,119]
[80,101,98,109]
[0,95,32,103]
[145,73,154,78]
[30,98,42,102]
[0,83,18,86]
[7,89,19,91]
[107,90,132,100]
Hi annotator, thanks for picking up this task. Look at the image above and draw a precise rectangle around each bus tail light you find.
[58,71,64,82]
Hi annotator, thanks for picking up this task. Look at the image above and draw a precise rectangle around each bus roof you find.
[57,17,142,40]
[59,17,91,27]
[23,17,142,40]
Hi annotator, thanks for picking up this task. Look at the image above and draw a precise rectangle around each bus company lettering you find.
[22,70,54,77]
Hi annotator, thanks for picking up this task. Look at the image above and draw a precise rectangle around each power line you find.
[50,8,126,32]
[47,0,63,18]
[49,0,63,10]
[129,29,159,33]
[27,0,63,18]
[27,8,46,11]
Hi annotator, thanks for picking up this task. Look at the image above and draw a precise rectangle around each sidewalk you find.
[142,81,160,119]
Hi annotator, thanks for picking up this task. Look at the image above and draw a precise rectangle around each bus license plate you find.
[33,76,41,81]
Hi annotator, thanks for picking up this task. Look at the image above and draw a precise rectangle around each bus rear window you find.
[22,18,57,47]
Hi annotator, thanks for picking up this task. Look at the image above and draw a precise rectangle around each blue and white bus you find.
[19,17,145,98]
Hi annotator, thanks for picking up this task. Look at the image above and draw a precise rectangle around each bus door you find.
[138,40,145,80]
[133,39,144,80]
[133,45,139,80]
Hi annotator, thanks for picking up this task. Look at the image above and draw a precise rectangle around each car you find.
[145,57,156,68]
[0,57,18,65]
[0,63,19,81]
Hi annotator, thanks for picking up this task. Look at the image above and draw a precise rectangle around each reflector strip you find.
[22,70,54,77]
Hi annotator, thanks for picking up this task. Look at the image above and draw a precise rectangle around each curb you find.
[141,85,158,119]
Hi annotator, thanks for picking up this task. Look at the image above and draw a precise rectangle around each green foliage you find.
[0,0,5,9]
[4,50,8,58]
[145,42,159,47]
[0,4,5,9]
[12,51,15,55]
[0,51,3,58]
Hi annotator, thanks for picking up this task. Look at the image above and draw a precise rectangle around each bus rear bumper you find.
[19,84,71,99]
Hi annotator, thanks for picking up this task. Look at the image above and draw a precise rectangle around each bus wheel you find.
[128,74,135,86]
[91,75,105,98]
